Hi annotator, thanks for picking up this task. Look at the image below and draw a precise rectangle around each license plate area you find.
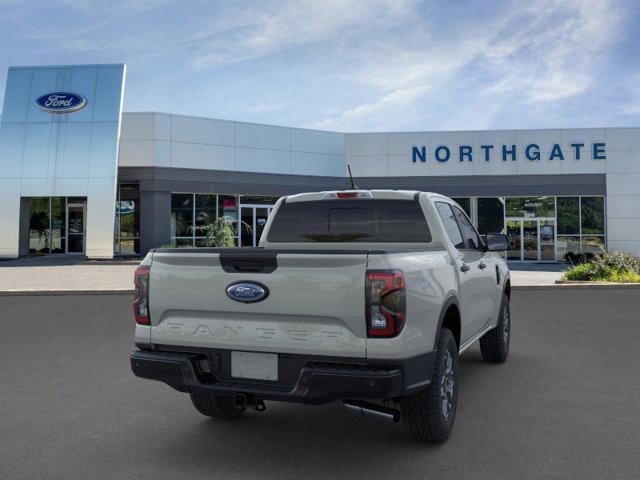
[231,351,278,381]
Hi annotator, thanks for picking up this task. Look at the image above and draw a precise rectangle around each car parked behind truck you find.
[130,190,510,442]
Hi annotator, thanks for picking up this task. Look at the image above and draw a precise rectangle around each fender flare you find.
[502,274,511,299]
[434,293,461,348]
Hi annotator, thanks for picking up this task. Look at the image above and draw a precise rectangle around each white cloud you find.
[313,85,429,130]
[190,0,415,69]
[314,0,625,130]
[482,0,622,103]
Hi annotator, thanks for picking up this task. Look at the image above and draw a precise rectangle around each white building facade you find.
[1,64,639,260]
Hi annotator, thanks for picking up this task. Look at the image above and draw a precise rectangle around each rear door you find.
[435,202,481,343]
[149,250,369,357]
[450,204,498,335]
[450,206,499,328]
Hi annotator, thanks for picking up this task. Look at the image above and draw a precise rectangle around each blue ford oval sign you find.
[35,92,87,114]
[226,281,269,303]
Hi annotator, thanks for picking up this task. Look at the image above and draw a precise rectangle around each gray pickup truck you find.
[130,190,510,442]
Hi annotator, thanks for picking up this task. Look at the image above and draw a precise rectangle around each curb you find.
[0,289,135,296]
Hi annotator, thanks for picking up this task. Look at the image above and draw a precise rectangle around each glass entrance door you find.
[66,203,86,254]
[539,220,556,261]
[506,220,522,261]
[523,220,538,261]
[239,204,275,247]
[505,218,555,261]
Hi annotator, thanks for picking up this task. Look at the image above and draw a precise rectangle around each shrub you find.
[563,263,595,281]
[563,250,640,282]
[592,250,640,273]
[608,270,640,283]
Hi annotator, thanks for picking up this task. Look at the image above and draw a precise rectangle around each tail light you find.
[365,270,406,337]
[133,266,150,325]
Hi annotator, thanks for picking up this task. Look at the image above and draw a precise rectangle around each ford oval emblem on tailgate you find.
[226,281,269,303]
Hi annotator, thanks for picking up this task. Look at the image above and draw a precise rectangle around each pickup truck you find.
[130,190,511,443]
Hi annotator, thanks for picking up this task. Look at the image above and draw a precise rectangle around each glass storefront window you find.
[581,197,605,234]
[119,186,140,238]
[195,237,212,247]
[50,235,66,254]
[27,196,85,255]
[505,220,521,260]
[505,196,555,218]
[477,198,504,234]
[240,206,253,247]
[118,239,139,255]
[174,237,193,247]
[195,194,216,228]
[114,184,140,255]
[169,193,280,248]
[218,195,239,240]
[170,193,241,247]
[557,197,579,234]
[582,236,605,254]
[478,195,606,261]
[240,195,280,205]
[50,197,65,240]
[160,193,607,259]
[29,197,50,254]
[190,194,216,245]
[171,193,193,238]
[218,195,239,223]
[28,237,47,254]
[557,235,581,260]
[505,198,524,217]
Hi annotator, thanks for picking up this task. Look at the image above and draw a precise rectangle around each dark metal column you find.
[139,188,171,255]
[18,197,31,256]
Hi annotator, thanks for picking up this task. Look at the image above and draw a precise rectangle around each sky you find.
[0,0,639,132]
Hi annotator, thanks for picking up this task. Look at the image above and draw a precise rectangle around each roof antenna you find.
[347,164,358,190]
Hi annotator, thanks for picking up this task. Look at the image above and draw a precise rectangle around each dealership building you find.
[1,63,639,261]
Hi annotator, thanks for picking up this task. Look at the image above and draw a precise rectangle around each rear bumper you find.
[130,348,433,405]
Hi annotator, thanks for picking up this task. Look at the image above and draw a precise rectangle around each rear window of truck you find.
[267,199,431,243]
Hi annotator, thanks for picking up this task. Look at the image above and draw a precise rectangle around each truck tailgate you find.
[148,250,369,357]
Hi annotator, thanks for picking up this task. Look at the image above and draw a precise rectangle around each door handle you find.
[479,262,487,269]
[460,263,470,272]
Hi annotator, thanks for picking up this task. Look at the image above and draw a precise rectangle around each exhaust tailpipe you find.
[343,400,401,423]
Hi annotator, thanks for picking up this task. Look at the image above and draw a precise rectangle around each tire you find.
[401,328,459,443]
[189,392,247,419]
[479,293,511,363]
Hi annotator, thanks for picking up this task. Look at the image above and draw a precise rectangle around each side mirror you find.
[485,233,509,252]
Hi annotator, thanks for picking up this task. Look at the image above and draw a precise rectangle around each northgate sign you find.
[411,142,606,163]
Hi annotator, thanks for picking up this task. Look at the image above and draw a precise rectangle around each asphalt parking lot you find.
[1,289,639,480]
